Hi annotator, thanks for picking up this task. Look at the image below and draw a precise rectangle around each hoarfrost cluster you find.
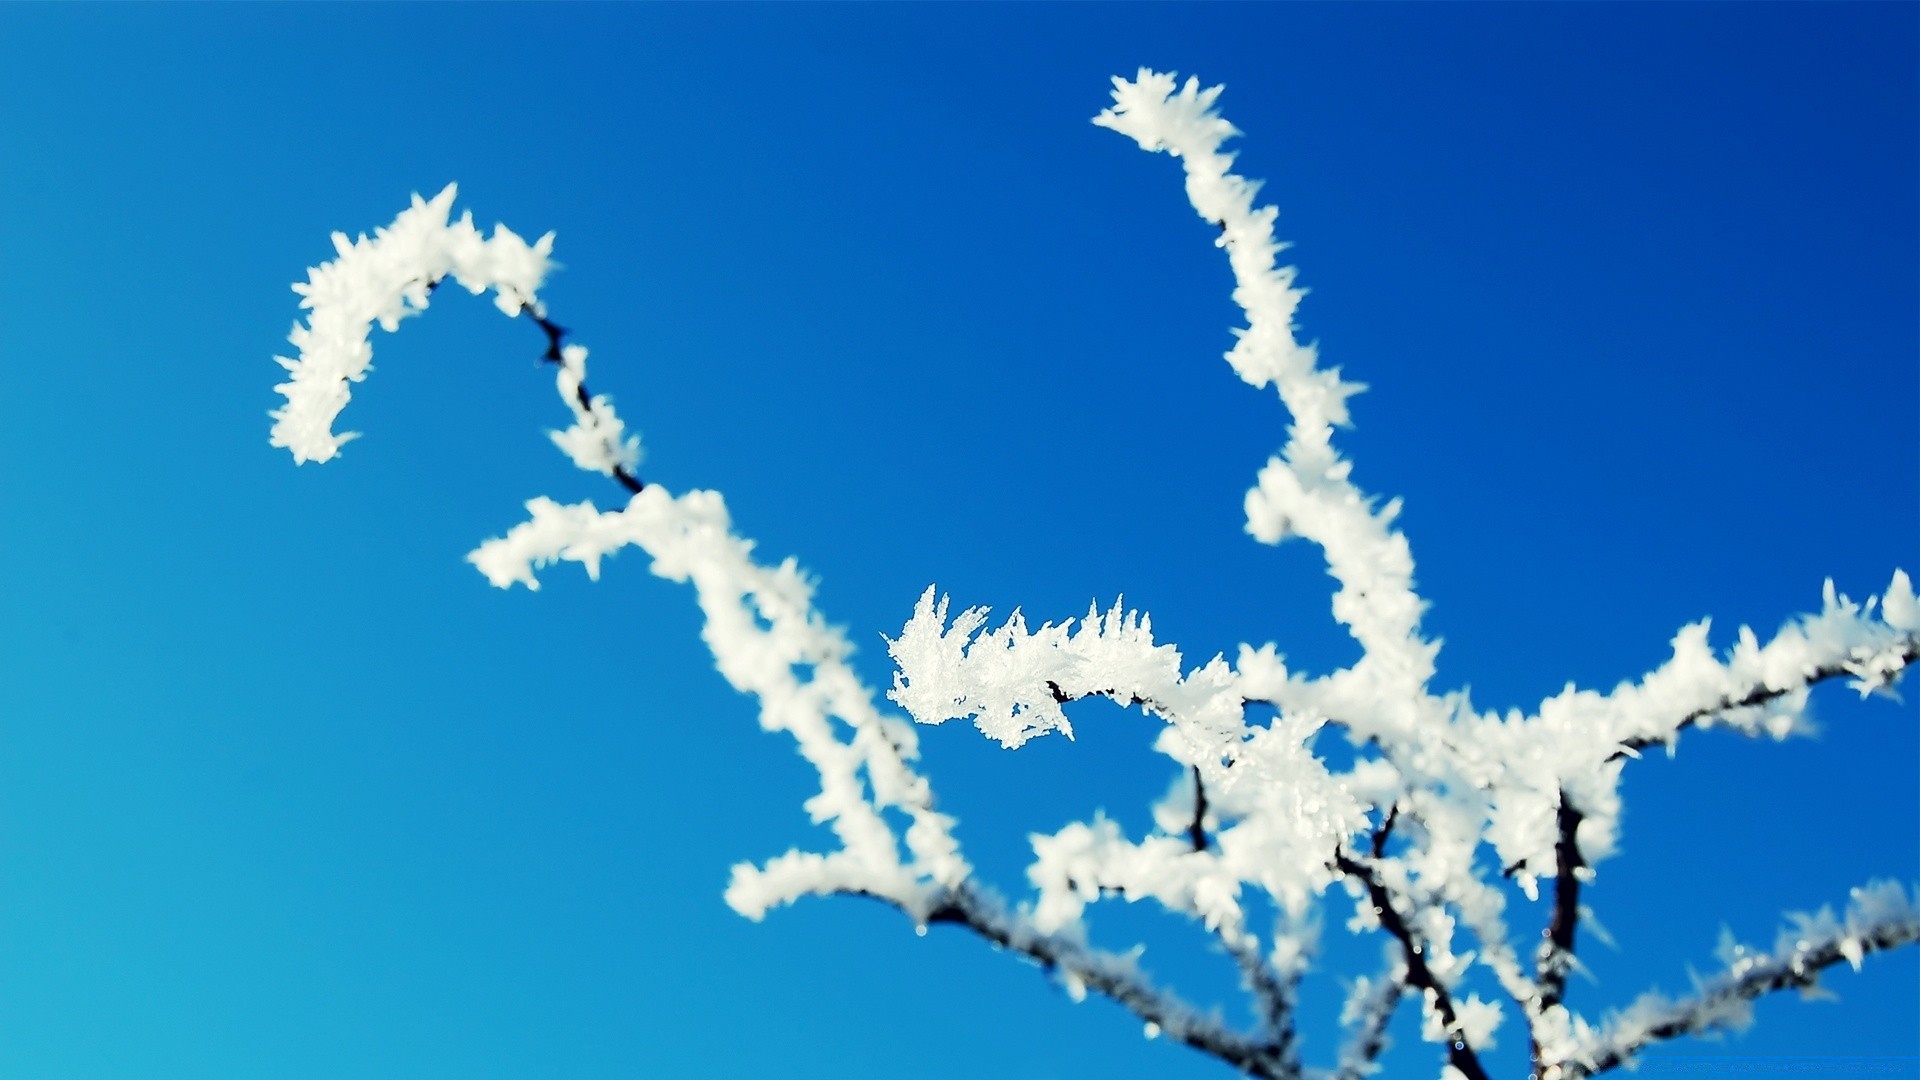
[270,71,1919,1080]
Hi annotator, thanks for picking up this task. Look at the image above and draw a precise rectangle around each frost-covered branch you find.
[270,184,644,487]
[1551,882,1920,1078]
[269,172,1311,1078]
[918,884,1303,1080]
[1613,617,1920,761]
[271,69,1916,1080]
[1537,795,1584,1012]
[1333,952,1406,1080]
[1335,850,1493,1080]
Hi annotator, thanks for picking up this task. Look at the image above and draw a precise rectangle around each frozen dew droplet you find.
[1143,1021,1162,1040]
[915,924,928,937]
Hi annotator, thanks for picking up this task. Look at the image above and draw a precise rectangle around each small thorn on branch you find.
[520,303,570,363]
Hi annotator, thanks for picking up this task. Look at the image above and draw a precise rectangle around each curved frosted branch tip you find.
[270,184,559,464]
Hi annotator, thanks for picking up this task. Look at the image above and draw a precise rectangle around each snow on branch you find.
[271,70,1917,1080]
[1334,950,1407,1080]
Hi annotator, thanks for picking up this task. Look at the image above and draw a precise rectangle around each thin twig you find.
[1335,851,1492,1080]
[1611,641,1919,760]
[1561,914,1920,1078]
[516,301,644,494]
[915,885,1300,1079]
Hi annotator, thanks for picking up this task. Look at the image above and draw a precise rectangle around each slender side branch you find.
[1335,851,1492,1080]
[908,885,1300,1080]
[1562,911,1920,1078]
[1613,638,1920,760]
[518,303,644,495]
[1221,928,1301,1072]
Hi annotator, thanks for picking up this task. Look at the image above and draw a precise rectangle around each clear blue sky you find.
[1,4,1914,1078]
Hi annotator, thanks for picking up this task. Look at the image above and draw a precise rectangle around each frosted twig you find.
[1333,955,1406,1080]
[917,884,1303,1080]
[1334,850,1491,1080]
[1555,882,1920,1078]
[1613,634,1920,760]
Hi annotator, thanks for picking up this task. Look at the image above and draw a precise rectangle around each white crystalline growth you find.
[269,73,1920,1080]
[467,488,969,921]
[271,184,560,464]
[1566,881,1920,1072]
[549,343,642,478]
[886,588,1222,750]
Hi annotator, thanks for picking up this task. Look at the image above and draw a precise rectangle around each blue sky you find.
[1,4,1914,1078]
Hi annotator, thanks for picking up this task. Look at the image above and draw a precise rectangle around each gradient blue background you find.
[1,4,1914,1077]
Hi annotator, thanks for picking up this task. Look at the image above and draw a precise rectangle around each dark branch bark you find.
[1371,803,1399,859]
[513,300,644,494]
[1532,792,1585,1075]
[913,885,1300,1079]
[1539,794,1583,1009]
[1336,850,1492,1080]
[1332,965,1404,1080]
[1188,765,1209,852]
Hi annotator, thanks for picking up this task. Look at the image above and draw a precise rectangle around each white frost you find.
[273,73,1919,1080]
